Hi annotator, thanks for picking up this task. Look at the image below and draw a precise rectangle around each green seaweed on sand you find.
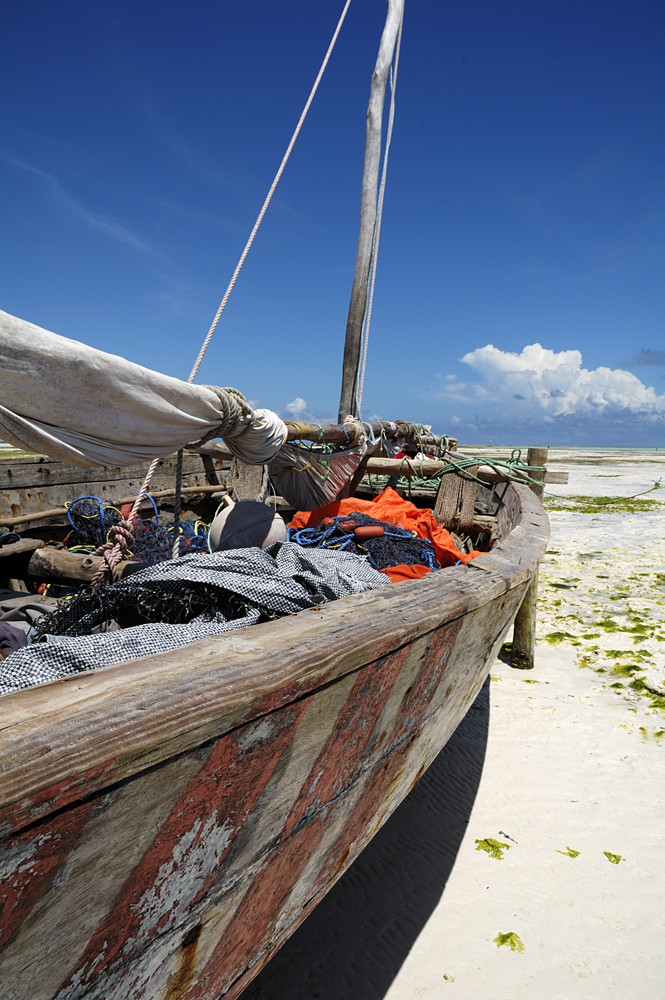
[611,662,644,677]
[544,631,579,645]
[475,838,510,860]
[603,852,622,865]
[544,494,664,515]
[594,618,621,633]
[494,932,525,953]
[556,846,580,858]
[628,679,665,712]
[639,727,665,742]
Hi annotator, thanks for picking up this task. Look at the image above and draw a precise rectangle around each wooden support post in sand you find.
[510,446,548,670]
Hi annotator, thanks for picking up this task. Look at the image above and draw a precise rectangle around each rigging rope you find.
[95,1,354,582]
[356,0,404,415]
[186,0,354,387]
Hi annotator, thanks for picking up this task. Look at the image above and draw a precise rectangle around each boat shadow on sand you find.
[244,677,491,1000]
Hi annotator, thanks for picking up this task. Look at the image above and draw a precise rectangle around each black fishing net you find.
[0,544,389,696]
[288,511,441,572]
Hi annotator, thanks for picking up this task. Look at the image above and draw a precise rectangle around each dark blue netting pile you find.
[288,511,440,572]
[65,495,209,565]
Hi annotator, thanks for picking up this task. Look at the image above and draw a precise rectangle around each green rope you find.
[365,452,549,495]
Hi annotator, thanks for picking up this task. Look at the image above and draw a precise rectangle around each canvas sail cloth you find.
[0,309,287,466]
[0,310,366,507]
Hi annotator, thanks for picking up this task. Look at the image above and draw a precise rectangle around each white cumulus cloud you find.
[456,343,665,421]
[284,396,308,418]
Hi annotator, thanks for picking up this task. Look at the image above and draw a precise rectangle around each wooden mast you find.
[338,0,403,422]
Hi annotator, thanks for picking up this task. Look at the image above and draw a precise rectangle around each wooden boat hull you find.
[0,479,548,1000]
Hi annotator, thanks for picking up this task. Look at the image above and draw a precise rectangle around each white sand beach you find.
[244,447,665,1000]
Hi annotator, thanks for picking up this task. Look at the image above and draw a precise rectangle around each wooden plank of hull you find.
[0,585,523,1000]
[0,453,227,521]
[0,483,549,1000]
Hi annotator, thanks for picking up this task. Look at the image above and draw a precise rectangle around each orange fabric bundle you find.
[383,563,433,583]
[288,486,479,575]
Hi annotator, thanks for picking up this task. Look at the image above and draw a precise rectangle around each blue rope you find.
[288,514,441,572]
[67,495,106,537]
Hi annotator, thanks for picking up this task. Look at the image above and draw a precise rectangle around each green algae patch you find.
[475,837,510,860]
[603,852,622,865]
[494,932,525,953]
[612,663,642,678]
[544,631,578,645]
[646,692,665,713]
[637,726,664,742]
[544,495,664,515]
[556,846,580,858]
[594,618,620,633]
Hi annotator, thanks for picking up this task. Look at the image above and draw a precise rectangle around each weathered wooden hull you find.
[0,475,548,1000]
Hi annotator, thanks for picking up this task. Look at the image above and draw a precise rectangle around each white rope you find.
[98,2,354,579]
[356,0,404,414]
[187,0,354,386]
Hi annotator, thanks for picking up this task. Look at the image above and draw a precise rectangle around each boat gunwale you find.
[0,482,548,834]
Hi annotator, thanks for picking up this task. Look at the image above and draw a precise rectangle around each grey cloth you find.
[0,622,28,656]
[0,543,388,697]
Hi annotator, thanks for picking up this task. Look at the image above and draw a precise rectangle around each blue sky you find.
[2,0,664,446]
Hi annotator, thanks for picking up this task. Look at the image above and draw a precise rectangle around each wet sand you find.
[244,448,665,1000]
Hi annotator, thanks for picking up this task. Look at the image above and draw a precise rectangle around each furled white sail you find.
[0,310,286,467]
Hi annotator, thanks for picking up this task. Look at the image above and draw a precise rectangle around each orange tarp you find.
[289,486,479,575]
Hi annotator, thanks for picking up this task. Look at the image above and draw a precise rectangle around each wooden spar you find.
[194,421,458,450]
[338,0,403,421]
[285,419,454,449]
[363,456,567,484]
[510,446,548,670]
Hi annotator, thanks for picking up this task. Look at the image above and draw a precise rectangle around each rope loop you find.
[91,520,135,587]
